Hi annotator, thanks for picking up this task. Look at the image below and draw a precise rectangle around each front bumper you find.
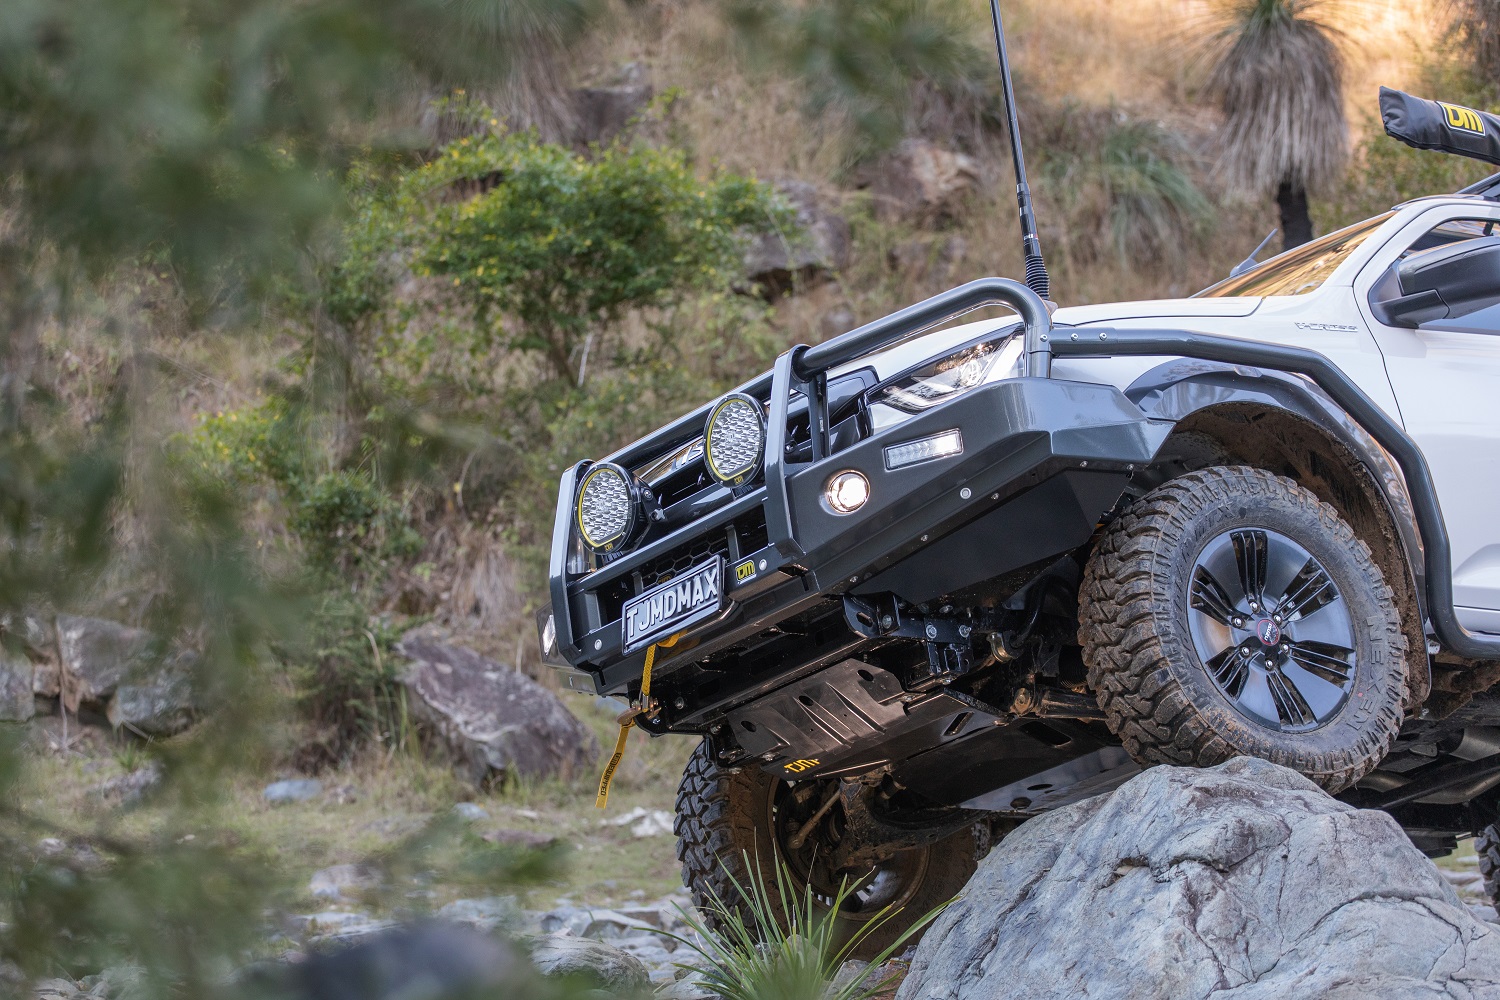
[547,367,1172,696]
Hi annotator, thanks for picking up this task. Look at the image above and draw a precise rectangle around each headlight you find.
[575,462,644,553]
[877,336,1022,414]
[704,393,766,487]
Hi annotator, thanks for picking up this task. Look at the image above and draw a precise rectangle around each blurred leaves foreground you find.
[0,0,611,995]
[0,0,987,993]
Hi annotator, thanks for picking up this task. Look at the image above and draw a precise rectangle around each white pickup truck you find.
[540,90,1500,953]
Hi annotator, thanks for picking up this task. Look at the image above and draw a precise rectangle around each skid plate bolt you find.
[758,559,768,571]
[960,487,972,500]
[1233,618,1245,628]
[1071,332,1079,341]
[673,697,686,710]
[1099,332,1109,340]
[959,624,973,638]
[920,534,929,542]
[1080,460,1089,467]
[879,614,894,629]
[594,639,603,651]
[925,623,939,639]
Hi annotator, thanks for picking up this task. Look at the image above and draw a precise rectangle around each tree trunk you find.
[1277,181,1314,250]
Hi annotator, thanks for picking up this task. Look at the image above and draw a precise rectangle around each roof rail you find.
[1458,171,1500,198]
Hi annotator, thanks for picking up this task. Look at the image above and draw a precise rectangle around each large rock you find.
[0,655,33,722]
[56,615,152,712]
[56,615,196,733]
[106,651,197,735]
[742,180,851,295]
[898,757,1500,1000]
[857,139,979,220]
[397,632,600,787]
[528,933,650,992]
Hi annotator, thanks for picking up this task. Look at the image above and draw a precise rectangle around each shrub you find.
[408,130,785,383]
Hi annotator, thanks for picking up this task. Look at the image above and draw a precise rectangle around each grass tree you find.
[1199,0,1349,249]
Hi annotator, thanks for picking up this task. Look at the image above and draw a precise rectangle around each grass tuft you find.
[666,851,949,1000]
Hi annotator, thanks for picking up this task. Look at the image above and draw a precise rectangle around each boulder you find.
[857,139,979,220]
[283,924,523,998]
[56,615,195,733]
[0,655,33,722]
[898,757,1500,1000]
[742,180,852,295]
[436,896,525,934]
[106,651,197,735]
[56,615,152,712]
[397,632,599,787]
[528,933,650,992]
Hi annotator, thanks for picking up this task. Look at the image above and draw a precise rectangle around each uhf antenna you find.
[987,0,1051,302]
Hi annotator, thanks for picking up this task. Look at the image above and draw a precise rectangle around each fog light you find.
[823,470,871,514]
[884,429,964,470]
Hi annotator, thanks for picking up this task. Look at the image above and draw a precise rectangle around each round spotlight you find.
[823,470,871,515]
[704,393,766,487]
[575,462,642,552]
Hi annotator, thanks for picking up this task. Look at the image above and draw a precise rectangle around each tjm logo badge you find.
[1440,101,1486,136]
[783,758,820,773]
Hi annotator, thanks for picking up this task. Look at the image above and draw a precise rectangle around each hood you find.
[1052,296,1261,327]
[831,295,1261,383]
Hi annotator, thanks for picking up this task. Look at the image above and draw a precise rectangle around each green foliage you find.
[407,130,783,381]
[668,852,949,1000]
[292,471,422,570]
[290,589,410,754]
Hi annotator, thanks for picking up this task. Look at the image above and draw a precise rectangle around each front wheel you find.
[1078,466,1408,792]
[674,742,979,959]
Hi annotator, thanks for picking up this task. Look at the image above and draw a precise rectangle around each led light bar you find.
[884,429,964,470]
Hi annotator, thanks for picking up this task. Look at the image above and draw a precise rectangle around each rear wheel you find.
[1078,466,1407,792]
[674,741,979,958]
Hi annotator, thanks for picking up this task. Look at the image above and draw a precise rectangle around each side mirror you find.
[1372,234,1500,328]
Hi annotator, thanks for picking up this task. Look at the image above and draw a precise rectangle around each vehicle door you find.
[1355,202,1500,633]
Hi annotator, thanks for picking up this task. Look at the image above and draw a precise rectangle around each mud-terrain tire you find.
[674,741,979,958]
[1078,466,1407,793]
[1476,826,1500,907]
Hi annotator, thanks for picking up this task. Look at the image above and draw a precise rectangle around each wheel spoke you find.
[1236,668,1278,723]
[1289,599,1354,651]
[1267,667,1315,728]
[1204,645,1250,694]
[1190,566,1240,626]
[1262,539,1311,606]
[1287,641,1355,687]
[1279,661,1348,721]
[1278,562,1338,621]
[1232,530,1268,604]
[1200,539,1250,609]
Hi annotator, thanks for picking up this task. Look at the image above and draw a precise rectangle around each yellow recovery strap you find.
[595,634,677,809]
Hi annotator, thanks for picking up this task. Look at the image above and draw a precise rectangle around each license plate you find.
[622,556,725,653]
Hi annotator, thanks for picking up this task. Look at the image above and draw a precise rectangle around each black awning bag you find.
[1381,86,1500,166]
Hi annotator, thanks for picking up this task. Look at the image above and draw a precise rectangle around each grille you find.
[638,533,732,587]
[636,509,771,590]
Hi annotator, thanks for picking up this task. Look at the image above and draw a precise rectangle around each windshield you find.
[1197,213,1394,298]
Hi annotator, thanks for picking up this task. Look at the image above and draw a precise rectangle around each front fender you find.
[1125,358,1427,623]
